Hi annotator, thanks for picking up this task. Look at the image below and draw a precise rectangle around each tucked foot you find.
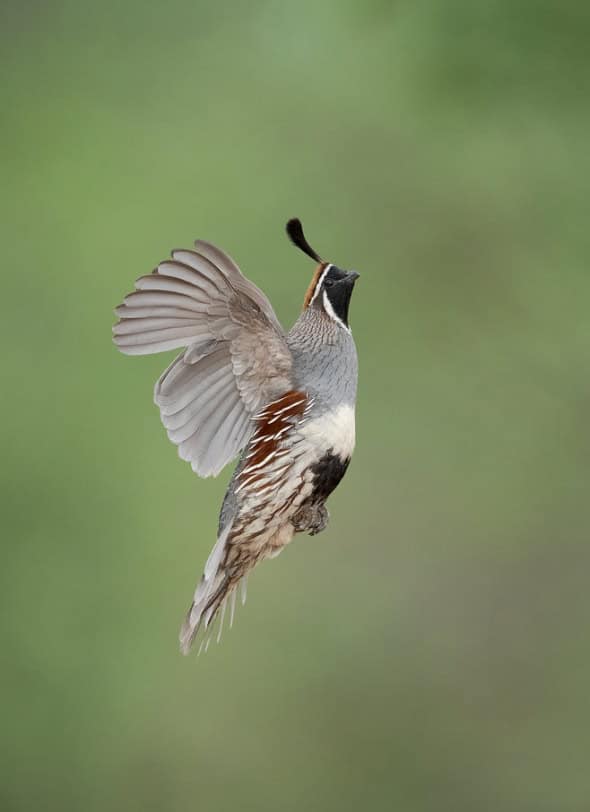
[292,502,330,536]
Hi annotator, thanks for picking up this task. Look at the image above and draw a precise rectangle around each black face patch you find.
[310,451,351,503]
[319,265,358,327]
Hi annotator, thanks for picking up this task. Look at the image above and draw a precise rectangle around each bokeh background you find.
[2,1,590,810]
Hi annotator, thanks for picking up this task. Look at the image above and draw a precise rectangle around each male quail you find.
[113,219,359,653]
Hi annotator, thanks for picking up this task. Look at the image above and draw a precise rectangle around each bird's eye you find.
[323,279,334,289]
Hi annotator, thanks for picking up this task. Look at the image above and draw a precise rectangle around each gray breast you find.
[287,309,358,409]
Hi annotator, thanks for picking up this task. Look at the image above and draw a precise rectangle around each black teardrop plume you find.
[286,218,323,263]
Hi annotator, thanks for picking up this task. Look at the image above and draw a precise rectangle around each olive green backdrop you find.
[2,1,590,810]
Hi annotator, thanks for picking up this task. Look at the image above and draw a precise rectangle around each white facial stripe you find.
[308,263,332,306]
[322,290,351,333]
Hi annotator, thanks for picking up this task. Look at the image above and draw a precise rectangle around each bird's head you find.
[286,218,359,331]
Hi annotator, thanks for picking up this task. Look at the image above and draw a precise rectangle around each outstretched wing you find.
[113,239,294,476]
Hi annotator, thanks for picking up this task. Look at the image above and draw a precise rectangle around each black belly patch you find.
[310,451,350,502]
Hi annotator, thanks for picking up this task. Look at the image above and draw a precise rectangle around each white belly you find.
[299,404,356,461]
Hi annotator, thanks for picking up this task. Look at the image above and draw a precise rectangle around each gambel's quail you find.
[113,219,359,653]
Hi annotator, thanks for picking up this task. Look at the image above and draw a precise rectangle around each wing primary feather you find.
[166,377,237,444]
[156,345,227,395]
[115,304,199,320]
[114,323,208,348]
[159,370,234,430]
[200,399,249,466]
[188,390,248,476]
[158,259,228,299]
[172,249,234,288]
[115,335,208,356]
[113,316,198,336]
[135,274,214,303]
[123,290,210,313]
[155,348,230,414]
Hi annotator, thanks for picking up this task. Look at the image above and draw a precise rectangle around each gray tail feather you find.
[179,574,231,655]
[179,526,246,655]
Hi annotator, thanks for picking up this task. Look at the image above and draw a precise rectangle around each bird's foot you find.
[292,503,330,536]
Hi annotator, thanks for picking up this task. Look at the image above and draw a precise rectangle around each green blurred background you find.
[2,1,590,809]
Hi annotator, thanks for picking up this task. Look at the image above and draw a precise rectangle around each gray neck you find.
[287,307,358,407]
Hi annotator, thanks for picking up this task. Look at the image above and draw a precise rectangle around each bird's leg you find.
[292,502,330,536]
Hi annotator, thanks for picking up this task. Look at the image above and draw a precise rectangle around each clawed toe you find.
[293,503,330,536]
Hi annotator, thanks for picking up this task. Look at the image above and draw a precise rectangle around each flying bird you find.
[113,219,359,653]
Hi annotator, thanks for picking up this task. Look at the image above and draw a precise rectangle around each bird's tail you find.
[179,527,248,655]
